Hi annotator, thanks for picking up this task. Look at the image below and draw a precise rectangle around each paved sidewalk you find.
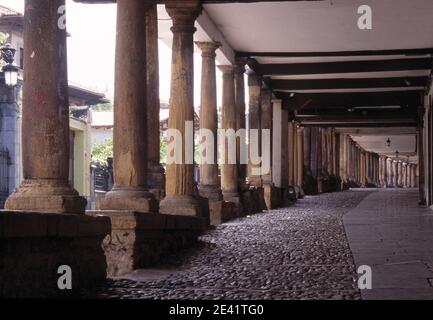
[343,189,433,300]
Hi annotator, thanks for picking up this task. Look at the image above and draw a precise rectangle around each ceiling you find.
[338,127,418,163]
[204,0,433,53]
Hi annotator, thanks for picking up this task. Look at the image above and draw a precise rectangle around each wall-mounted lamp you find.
[386,138,391,148]
[0,43,19,87]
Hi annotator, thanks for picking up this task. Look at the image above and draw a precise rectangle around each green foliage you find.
[92,139,113,165]
[160,136,167,164]
[92,103,113,111]
[0,32,9,69]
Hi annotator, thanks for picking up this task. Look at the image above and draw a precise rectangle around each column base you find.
[86,210,205,277]
[199,184,223,201]
[147,164,166,200]
[302,175,319,195]
[100,188,158,213]
[0,210,110,297]
[159,195,204,217]
[208,200,235,225]
[263,184,282,210]
[4,179,87,214]
[294,186,305,199]
[223,191,243,216]
[285,186,298,203]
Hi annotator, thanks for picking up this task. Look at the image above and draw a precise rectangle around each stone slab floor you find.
[344,189,433,300]
[85,189,433,300]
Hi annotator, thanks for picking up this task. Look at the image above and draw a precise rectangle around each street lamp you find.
[0,43,19,87]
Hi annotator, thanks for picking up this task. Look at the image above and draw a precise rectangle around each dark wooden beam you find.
[271,77,428,91]
[277,91,423,109]
[75,0,323,3]
[237,48,433,58]
[296,109,416,117]
[299,122,417,128]
[297,114,417,127]
[254,58,432,76]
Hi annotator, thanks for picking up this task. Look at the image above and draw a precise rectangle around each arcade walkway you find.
[84,189,433,300]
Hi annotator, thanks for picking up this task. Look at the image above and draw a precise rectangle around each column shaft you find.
[260,88,273,185]
[5,0,86,213]
[247,72,262,187]
[219,65,241,205]
[235,62,247,190]
[146,4,165,198]
[101,0,156,213]
[196,41,222,201]
[296,127,304,193]
[160,2,202,216]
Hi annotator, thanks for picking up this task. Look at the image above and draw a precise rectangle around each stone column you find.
[101,0,156,213]
[412,165,417,187]
[339,133,347,186]
[417,105,426,204]
[146,4,165,199]
[303,127,311,178]
[393,161,398,187]
[247,71,262,187]
[287,121,296,187]
[310,128,319,187]
[383,157,388,187]
[159,1,203,216]
[260,88,273,186]
[397,162,403,187]
[219,65,241,206]
[272,100,289,200]
[388,159,394,187]
[296,126,304,196]
[5,0,87,213]
[196,41,222,201]
[234,61,248,191]
[261,88,275,207]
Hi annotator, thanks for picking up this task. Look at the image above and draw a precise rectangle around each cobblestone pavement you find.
[88,191,372,300]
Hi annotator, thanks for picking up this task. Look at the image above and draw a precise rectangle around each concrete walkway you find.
[343,189,433,300]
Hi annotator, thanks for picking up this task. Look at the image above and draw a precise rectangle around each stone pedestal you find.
[208,200,235,226]
[87,211,205,277]
[0,211,110,297]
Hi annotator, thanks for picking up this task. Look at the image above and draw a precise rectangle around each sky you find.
[0,0,223,107]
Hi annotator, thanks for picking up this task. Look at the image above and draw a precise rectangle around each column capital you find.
[195,41,221,57]
[166,1,202,33]
[218,65,235,77]
[234,58,248,74]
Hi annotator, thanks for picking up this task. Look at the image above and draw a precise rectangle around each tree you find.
[0,32,9,69]
[91,102,113,111]
[92,139,113,165]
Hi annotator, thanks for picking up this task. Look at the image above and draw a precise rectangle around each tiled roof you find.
[0,5,22,17]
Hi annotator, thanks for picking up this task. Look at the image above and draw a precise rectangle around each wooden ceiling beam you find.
[271,77,428,91]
